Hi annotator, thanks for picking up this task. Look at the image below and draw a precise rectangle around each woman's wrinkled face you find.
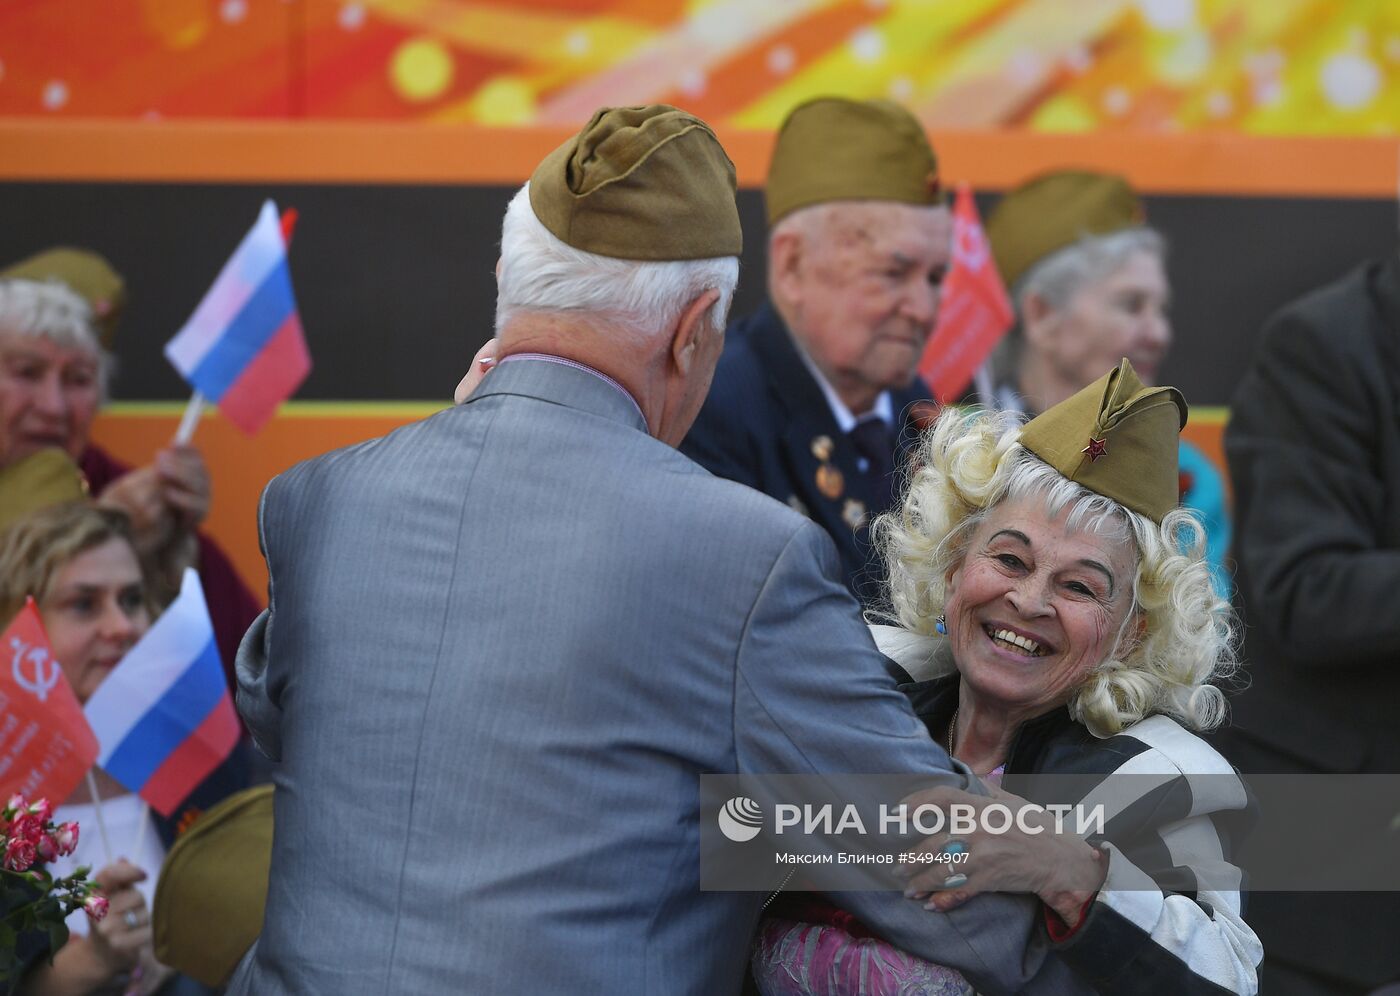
[1034,249,1172,388]
[944,495,1139,718]
[0,332,102,467]
[39,538,149,704]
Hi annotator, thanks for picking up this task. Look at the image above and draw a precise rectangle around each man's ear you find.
[671,289,722,375]
[768,230,805,305]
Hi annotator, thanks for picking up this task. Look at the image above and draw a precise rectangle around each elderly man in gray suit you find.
[230,106,1083,994]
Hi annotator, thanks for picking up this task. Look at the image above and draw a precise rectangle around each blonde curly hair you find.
[873,407,1235,737]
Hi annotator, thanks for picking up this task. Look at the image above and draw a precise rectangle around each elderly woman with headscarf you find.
[752,359,1260,995]
[0,253,260,679]
[980,171,1231,597]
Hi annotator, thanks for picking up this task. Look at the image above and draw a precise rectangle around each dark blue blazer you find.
[681,302,932,605]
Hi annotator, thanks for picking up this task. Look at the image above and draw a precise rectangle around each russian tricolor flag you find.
[165,200,311,434]
[84,570,240,817]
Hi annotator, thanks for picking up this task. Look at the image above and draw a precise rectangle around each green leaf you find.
[44,918,68,956]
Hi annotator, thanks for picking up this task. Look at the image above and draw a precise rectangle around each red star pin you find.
[1082,437,1108,462]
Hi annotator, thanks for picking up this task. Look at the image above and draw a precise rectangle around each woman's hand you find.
[897,783,1108,930]
[97,467,173,556]
[85,860,152,979]
[22,860,156,995]
[152,446,211,529]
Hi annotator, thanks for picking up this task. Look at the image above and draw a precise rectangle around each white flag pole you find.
[128,801,151,860]
[173,391,206,446]
[973,363,995,407]
[84,770,114,867]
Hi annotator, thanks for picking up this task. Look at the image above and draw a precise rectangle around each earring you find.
[935,614,947,636]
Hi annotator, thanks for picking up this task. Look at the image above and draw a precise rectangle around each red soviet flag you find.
[919,184,1014,403]
[0,599,99,803]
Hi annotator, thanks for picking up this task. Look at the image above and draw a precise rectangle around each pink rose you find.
[35,833,57,863]
[9,814,43,845]
[4,836,36,872]
[26,798,52,823]
[54,822,79,857]
[6,794,25,813]
[83,894,109,921]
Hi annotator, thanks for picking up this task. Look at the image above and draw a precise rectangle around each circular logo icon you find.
[718,796,764,843]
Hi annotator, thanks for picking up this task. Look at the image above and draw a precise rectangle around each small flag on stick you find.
[165,200,310,434]
[83,570,239,817]
[918,184,1015,403]
[0,600,99,804]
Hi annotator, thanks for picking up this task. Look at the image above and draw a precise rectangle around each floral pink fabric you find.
[752,766,1004,996]
[752,916,975,996]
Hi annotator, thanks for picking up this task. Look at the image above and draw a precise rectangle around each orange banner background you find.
[89,404,1229,598]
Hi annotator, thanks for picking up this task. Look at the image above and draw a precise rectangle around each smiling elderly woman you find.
[752,359,1261,996]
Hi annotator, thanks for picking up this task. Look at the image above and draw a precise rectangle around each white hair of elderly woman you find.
[494,184,739,344]
[872,405,1236,738]
[1016,227,1166,314]
[0,277,112,396]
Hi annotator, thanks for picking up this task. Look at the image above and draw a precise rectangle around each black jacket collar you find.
[898,672,1095,777]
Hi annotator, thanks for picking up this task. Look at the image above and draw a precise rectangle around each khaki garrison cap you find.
[2,247,125,351]
[153,784,275,988]
[528,105,742,261]
[0,449,87,537]
[986,170,1144,291]
[1019,358,1187,523]
[765,96,942,226]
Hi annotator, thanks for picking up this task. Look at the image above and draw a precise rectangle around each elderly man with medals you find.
[682,97,952,606]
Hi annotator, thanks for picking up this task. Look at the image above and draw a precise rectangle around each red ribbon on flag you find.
[0,600,99,804]
[919,184,1015,404]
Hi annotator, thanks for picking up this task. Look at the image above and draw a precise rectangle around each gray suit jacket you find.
[230,357,1078,994]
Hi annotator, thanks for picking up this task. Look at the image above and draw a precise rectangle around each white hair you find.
[494,185,739,342]
[0,278,112,395]
[874,406,1236,737]
[1017,227,1166,314]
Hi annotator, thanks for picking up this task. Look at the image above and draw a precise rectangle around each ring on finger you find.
[123,910,142,929]
[937,839,968,888]
[938,839,967,859]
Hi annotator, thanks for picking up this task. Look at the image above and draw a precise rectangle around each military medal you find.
[842,499,867,530]
[811,435,845,499]
[816,464,844,500]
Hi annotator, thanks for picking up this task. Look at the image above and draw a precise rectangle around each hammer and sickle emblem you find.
[956,222,989,272]
[9,638,60,703]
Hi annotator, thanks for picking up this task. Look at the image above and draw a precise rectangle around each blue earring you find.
[935,614,947,635]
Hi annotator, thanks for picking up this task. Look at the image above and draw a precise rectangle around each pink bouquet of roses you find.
[0,794,105,984]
